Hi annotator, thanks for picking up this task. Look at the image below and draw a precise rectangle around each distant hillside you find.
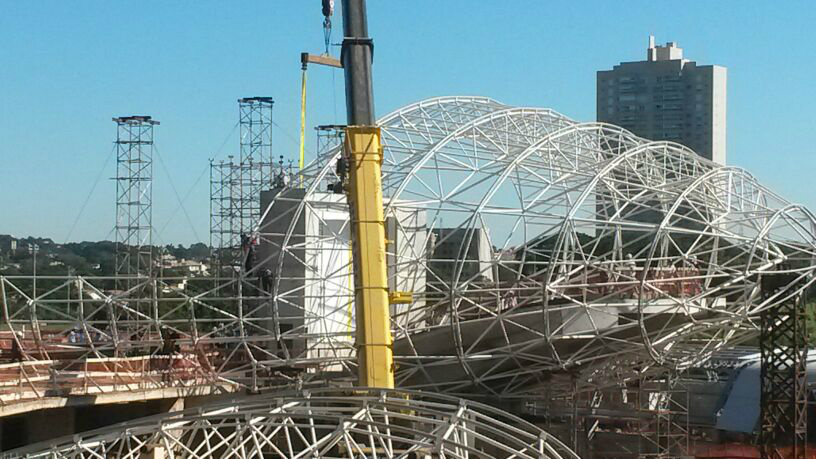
[0,234,210,276]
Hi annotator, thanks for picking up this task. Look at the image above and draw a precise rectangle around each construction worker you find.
[160,326,180,356]
[260,268,274,294]
[241,234,257,273]
[333,154,347,194]
[10,331,23,363]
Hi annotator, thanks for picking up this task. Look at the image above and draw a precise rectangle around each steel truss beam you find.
[2,97,816,410]
[255,96,816,398]
[210,98,276,278]
[10,389,581,459]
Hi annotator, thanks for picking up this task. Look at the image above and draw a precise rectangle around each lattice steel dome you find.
[255,96,816,397]
[3,97,810,403]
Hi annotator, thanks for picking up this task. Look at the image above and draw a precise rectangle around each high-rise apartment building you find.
[597,36,727,164]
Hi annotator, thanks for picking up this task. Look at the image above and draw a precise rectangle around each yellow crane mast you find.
[339,0,396,388]
[304,0,397,388]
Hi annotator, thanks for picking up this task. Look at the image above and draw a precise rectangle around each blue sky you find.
[1,1,814,245]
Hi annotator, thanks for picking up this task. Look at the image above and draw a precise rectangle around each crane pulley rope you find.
[299,61,307,175]
[301,0,396,388]
[299,0,337,176]
[322,0,333,55]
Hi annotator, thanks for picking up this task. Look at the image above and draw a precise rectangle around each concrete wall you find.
[0,398,183,451]
[386,205,428,328]
[429,227,495,285]
[710,65,728,165]
[258,190,433,367]
[303,192,354,367]
[258,189,354,369]
[259,188,309,361]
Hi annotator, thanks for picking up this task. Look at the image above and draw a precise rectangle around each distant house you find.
[157,253,179,268]
[154,253,209,275]
[178,260,209,275]
[0,236,18,253]
[162,278,188,292]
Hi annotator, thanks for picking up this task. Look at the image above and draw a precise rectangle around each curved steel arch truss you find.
[0,97,814,405]
[255,96,816,397]
[11,389,580,459]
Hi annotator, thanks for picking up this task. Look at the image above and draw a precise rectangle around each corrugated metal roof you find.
[716,355,816,433]
[715,362,760,433]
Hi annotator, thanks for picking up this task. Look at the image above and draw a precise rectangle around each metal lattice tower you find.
[236,97,274,239]
[638,370,690,459]
[209,98,274,276]
[760,272,809,459]
[209,157,236,278]
[113,116,158,286]
[3,96,816,408]
[316,125,345,162]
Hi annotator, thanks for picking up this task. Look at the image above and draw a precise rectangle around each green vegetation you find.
[0,234,210,277]
[0,235,231,329]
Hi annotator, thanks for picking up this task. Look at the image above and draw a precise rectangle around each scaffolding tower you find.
[210,98,274,277]
[637,370,690,459]
[113,116,158,286]
[236,97,275,239]
[209,157,236,278]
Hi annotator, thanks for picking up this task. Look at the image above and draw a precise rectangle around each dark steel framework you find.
[113,116,158,287]
[760,272,809,459]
